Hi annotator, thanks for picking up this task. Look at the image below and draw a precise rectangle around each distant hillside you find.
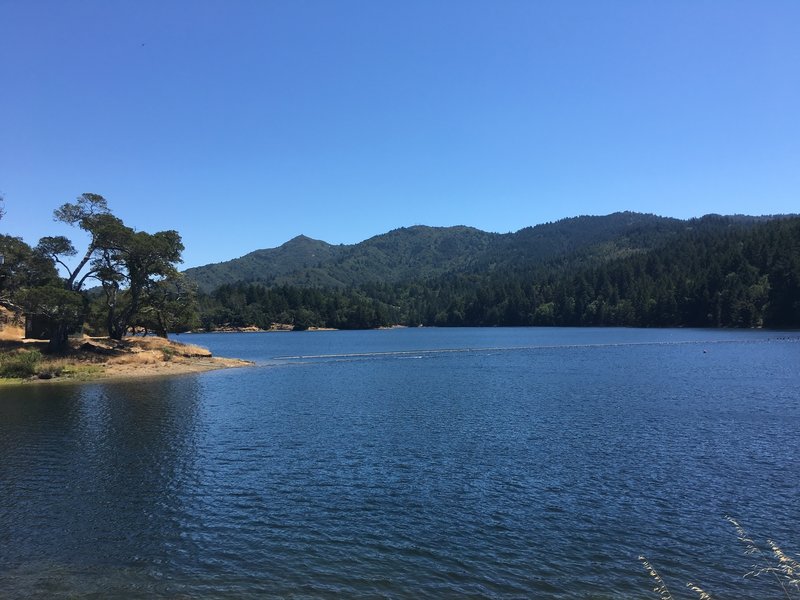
[322,225,498,287]
[194,213,800,331]
[186,212,702,292]
[184,234,343,292]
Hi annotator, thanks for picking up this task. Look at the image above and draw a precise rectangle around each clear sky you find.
[1,1,798,268]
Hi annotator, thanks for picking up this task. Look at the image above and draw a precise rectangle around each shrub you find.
[0,349,43,378]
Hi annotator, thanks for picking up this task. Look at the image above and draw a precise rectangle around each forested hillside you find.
[192,213,800,330]
[183,234,343,292]
[187,212,687,292]
[186,225,499,292]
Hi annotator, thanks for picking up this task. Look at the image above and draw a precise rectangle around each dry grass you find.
[686,582,713,600]
[0,307,25,340]
[639,556,674,600]
[93,336,213,358]
[641,518,800,600]
[0,326,25,341]
[108,351,159,366]
[0,335,250,383]
[728,516,800,599]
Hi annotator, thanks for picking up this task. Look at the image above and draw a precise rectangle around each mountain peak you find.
[184,213,792,294]
[284,234,319,244]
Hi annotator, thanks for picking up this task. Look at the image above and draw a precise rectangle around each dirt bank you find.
[0,336,253,384]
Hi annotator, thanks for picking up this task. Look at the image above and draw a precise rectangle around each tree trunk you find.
[104,283,125,340]
[154,311,168,338]
[108,317,125,341]
[106,303,120,339]
[47,322,70,354]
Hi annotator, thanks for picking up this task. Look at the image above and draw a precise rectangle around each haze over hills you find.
[185,212,696,292]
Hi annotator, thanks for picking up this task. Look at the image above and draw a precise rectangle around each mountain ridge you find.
[184,211,794,293]
[193,212,800,330]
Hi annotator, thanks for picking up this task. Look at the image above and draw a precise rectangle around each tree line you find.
[4,196,797,346]
[198,217,800,330]
[197,284,397,330]
[0,194,197,352]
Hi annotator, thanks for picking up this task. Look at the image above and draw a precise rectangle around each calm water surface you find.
[1,328,799,598]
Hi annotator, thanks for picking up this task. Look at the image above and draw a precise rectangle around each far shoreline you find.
[184,324,411,334]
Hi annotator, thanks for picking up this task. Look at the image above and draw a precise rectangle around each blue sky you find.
[1,1,798,268]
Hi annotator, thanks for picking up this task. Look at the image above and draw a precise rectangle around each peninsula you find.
[0,329,252,384]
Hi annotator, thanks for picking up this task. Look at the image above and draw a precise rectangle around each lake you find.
[1,327,799,598]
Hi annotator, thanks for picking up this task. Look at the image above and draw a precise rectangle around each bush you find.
[0,349,43,378]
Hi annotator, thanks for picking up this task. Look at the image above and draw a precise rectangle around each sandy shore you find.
[0,336,253,384]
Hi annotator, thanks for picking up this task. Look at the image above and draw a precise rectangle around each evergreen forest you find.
[4,201,799,342]
[193,213,800,331]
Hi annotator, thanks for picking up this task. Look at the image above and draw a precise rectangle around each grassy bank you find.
[0,336,251,384]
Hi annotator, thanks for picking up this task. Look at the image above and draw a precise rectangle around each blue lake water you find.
[1,327,799,598]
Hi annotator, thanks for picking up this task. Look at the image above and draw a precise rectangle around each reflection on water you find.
[1,328,799,598]
[1,378,202,597]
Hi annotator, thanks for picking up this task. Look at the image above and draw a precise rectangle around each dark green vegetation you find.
[0,194,197,353]
[185,226,497,292]
[4,197,798,343]
[0,348,43,378]
[190,212,800,330]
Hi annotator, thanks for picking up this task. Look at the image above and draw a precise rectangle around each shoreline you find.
[186,324,410,334]
[0,336,253,386]
[190,325,339,333]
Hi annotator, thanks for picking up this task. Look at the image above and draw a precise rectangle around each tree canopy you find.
[1,193,195,351]
[196,216,800,331]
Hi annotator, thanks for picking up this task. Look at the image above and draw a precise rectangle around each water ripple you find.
[1,329,798,598]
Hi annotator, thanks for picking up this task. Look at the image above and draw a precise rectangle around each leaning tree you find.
[30,193,187,349]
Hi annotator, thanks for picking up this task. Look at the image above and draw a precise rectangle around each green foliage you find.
[7,200,799,339]
[186,226,498,293]
[17,285,84,319]
[3,192,196,348]
[0,349,43,378]
[92,224,186,339]
[184,234,344,293]
[53,192,109,226]
[197,216,800,331]
[142,275,199,335]
[184,213,704,295]
[1,235,59,297]
[197,283,398,330]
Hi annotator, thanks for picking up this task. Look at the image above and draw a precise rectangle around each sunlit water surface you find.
[1,328,799,598]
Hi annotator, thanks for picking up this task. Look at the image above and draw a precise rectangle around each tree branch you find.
[0,296,24,313]
[67,243,96,289]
